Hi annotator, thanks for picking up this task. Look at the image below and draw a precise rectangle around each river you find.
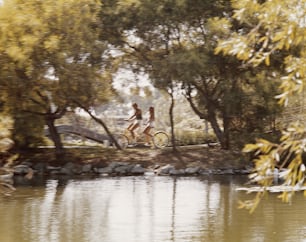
[0,175,305,242]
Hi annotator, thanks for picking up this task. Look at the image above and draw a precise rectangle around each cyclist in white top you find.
[143,106,154,146]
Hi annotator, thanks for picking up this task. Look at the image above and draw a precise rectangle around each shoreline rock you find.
[13,161,251,179]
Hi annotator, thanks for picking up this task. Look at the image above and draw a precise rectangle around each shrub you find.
[175,129,217,146]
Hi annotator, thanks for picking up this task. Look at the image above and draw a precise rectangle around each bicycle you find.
[115,121,169,149]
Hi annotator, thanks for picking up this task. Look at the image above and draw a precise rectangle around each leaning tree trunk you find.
[45,117,64,158]
[75,103,122,150]
[185,91,230,150]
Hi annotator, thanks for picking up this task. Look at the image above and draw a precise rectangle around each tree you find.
[99,0,234,149]
[215,0,306,211]
[0,113,17,195]
[0,0,114,155]
[102,0,283,150]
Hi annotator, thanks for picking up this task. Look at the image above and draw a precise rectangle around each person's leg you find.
[128,120,137,138]
[129,126,134,138]
[143,127,149,143]
[127,123,133,131]
[143,126,152,144]
[130,123,139,140]
[126,123,133,138]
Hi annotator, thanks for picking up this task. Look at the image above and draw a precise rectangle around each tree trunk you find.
[222,114,230,150]
[45,117,64,157]
[168,87,178,152]
[185,93,229,149]
[206,109,229,150]
[78,105,122,150]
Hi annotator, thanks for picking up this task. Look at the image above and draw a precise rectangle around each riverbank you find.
[13,145,252,177]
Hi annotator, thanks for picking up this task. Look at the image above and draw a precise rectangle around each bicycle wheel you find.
[116,134,129,149]
[153,131,169,148]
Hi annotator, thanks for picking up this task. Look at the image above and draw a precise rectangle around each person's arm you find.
[149,112,155,122]
[127,112,136,121]
[144,111,150,124]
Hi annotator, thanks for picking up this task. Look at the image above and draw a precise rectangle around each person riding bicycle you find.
[127,103,142,143]
[143,106,155,146]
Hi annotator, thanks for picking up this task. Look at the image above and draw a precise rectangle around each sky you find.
[113,68,154,96]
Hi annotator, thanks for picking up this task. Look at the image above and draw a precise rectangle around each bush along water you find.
[0,115,17,195]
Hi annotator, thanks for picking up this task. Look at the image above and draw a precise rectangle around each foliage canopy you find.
[216,0,306,211]
[0,0,114,149]
[99,0,282,149]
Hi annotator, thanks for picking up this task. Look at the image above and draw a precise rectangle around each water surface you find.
[0,175,305,242]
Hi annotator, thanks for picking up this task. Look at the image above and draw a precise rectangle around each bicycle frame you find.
[116,121,169,149]
[123,126,151,143]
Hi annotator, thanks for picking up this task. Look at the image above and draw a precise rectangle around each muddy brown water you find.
[0,175,305,242]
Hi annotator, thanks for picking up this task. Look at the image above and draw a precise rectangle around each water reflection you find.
[0,176,306,242]
[25,180,59,242]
